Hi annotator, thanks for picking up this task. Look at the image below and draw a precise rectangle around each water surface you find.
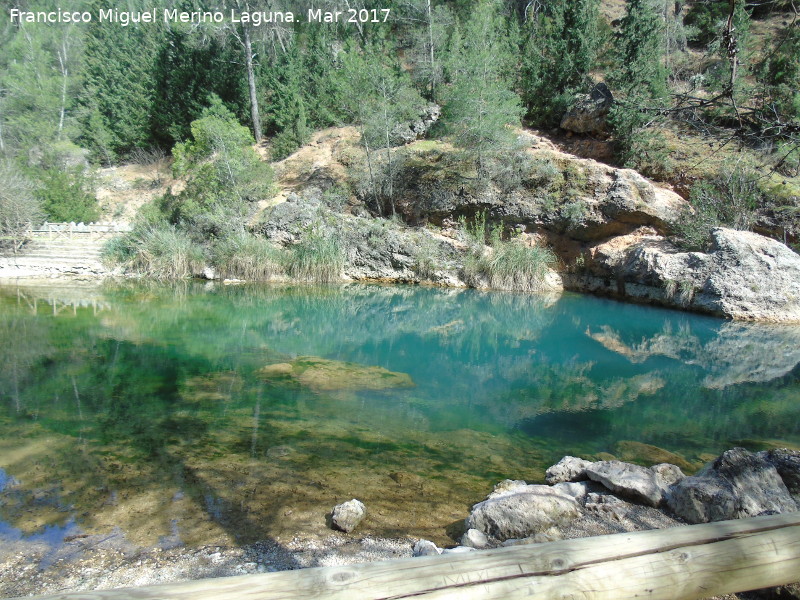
[1,281,799,551]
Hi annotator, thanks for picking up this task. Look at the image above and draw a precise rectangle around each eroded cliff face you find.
[259,128,800,322]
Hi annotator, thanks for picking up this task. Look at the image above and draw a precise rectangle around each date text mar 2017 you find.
[307,8,390,23]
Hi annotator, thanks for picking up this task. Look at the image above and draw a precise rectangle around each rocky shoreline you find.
[3,448,798,599]
[409,447,800,599]
[8,129,800,324]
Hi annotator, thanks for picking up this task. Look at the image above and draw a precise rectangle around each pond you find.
[1,281,799,554]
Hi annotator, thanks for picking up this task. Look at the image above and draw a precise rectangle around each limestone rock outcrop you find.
[465,483,582,541]
[578,227,800,322]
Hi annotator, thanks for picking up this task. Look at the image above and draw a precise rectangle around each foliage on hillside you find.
[1,0,798,262]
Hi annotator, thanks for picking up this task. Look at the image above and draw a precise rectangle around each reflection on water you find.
[1,281,799,554]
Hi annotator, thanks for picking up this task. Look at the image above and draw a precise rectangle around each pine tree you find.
[443,0,523,176]
[761,23,800,121]
[610,0,668,99]
[297,27,348,129]
[607,0,669,173]
[342,44,425,214]
[406,0,454,103]
[151,26,247,149]
[265,45,311,160]
[79,0,161,161]
[521,0,601,127]
[0,4,84,154]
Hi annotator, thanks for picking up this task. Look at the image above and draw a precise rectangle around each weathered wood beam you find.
[11,512,800,600]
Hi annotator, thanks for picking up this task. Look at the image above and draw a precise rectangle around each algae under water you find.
[1,281,799,554]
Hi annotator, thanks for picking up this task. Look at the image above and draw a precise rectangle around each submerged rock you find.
[666,448,797,523]
[465,485,582,541]
[614,441,695,472]
[258,356,415,392]
[330,499,366,533]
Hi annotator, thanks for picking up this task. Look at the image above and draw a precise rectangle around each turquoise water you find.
[1,281,799,547]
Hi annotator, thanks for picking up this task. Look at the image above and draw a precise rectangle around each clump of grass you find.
[211,231,283,280]
[102,224,205,279]
[460,211,557,291]
[285,226,345,283]
[412,233,443,280]
[469,239,557,292]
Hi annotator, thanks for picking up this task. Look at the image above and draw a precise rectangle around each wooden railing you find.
[24,221,132,240]
[10,512,800,600]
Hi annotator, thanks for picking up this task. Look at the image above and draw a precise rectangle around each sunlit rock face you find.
[666,448,797,523]
[578,227,800,323]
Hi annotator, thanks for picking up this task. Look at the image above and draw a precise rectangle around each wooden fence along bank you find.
[9,512,800,600]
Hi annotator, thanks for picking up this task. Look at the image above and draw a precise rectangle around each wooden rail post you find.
[10,512,800,600]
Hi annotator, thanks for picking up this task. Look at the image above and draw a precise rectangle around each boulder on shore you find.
[545,456,592,484]
[760,448,800,498]
[584,461,663,507]
[465,484,582,542]
[666,448,797,523]
[579,227,800,322]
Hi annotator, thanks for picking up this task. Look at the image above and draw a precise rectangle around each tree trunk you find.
[57,41,69,139]
[427,0,436,101]
[242,25,262,142]
[382,86,395,216]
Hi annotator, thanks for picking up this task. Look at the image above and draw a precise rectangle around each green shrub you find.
[165,96,274,238]
[528,157,563,189]
[411,233,443,280]
[608,103,673,180]
[211,231,284,281]
[684,0,730,46]
[459,210,491,246]
[562,198,590,227]
[674,166,762,250]
[270,129,304,161]
[487,149,534,193]
[321,184,350,211]
[35,165,99,223]
[285,226,345,283]
[102,224,205,279]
